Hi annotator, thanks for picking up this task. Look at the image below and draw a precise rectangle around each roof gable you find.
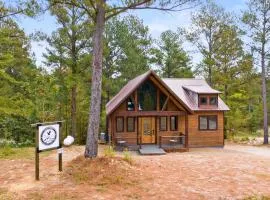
[106,71,230,115]
[106,70,192,115]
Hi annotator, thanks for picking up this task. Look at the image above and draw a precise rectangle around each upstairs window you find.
[199,96,208,105]
[127,97,135,111]
[209,96,217,105]
[199,95,218,106]
[138,80,157,111]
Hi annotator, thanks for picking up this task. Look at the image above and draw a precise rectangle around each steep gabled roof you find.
[106,71,151,115]
[106,71,230,116]
[162,78,229,111]
[106,70,192,115]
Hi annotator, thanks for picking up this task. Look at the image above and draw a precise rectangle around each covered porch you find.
[112,110,189,153]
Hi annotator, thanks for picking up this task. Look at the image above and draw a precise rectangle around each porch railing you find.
[115,136,141,151]
[159,135,186,150]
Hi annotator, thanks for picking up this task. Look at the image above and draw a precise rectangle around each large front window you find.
[138,80,157,111]
[170,116,178,131]
[116,117,124,132]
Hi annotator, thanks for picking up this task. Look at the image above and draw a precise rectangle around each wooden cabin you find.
[106,70,229,151]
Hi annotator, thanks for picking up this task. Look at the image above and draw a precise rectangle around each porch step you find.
[139,145,166,155]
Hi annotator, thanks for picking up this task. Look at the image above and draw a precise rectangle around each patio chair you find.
[117,139,127,151]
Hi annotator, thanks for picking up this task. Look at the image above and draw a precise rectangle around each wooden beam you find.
[115,111,186,117]
[157,89,160,111]
[134,90,138,111]
[149,76,186,111]
[185,112,189,148]
[161,96,169,111]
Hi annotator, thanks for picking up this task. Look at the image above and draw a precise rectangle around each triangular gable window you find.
[137,80,157,111]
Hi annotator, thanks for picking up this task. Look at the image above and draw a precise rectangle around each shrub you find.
[0,139,16,147]
[103,146,115,158]
[0,146,16,158]
[123,149,133,165]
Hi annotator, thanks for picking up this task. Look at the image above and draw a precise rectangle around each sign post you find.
[31,121,64,181]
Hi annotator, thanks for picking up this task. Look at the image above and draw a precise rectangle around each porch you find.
[115,134,188,154]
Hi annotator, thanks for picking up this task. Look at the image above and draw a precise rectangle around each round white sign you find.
[38,124,60,151]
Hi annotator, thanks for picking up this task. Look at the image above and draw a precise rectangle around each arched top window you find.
[137,80,157,111]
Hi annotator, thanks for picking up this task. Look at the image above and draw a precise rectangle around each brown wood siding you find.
[109,87,187,146]
[157,115,186,144]
[188,111,224,147]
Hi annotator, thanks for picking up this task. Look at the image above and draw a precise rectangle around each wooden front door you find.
[139,117,155,144]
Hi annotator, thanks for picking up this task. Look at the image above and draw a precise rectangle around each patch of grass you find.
[226,130,258,144]
[123,149,133,165]
[103,146,116,158]
[0,146,51,160]
[242,195,270,200]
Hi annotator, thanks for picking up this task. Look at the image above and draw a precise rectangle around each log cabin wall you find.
[188,111,224,147]
[109,90,187,146]
[106,71,228,149]
[110,96,138,146]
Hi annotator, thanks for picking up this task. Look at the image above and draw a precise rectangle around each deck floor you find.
[139,145,166,155]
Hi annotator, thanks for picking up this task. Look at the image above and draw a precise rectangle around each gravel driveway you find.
[1,144,270,200]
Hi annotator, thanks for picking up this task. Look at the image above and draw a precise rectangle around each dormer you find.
[182,85,221,109]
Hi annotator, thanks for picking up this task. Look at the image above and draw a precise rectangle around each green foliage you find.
[0,12,40,146]
[123,149,133,165]
[103,146,116,158]
[155,29,193,78]
[43,3,92,142]
[0,0,268,147]
[187,0,232,84]
[0,146,34,159]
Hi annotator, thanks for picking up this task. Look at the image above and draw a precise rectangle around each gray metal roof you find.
[106,71,230,115]
[162,78,229,111]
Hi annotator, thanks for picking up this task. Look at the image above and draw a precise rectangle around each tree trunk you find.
[262,12,268,145]
[261,45,268,144]
[71,84,77,138]
[85,0,106,158]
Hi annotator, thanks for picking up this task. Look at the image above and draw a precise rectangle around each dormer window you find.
[199,96,208,105]
[209,96,217,105]
[199,95,218,107]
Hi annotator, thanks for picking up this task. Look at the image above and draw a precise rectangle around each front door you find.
[139,117,155,144]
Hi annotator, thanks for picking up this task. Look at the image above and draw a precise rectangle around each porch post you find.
[185,112,189,149]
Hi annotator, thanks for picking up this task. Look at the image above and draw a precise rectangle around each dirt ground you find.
[1,144,270,200]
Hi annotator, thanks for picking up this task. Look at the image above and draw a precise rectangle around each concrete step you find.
[139,145,166,155]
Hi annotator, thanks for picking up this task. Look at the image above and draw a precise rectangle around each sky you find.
[15,0,247,68]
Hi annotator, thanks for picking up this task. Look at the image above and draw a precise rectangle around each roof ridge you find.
[161,78,205,80]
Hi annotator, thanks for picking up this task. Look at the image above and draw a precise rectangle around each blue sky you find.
[16,0,247,67]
